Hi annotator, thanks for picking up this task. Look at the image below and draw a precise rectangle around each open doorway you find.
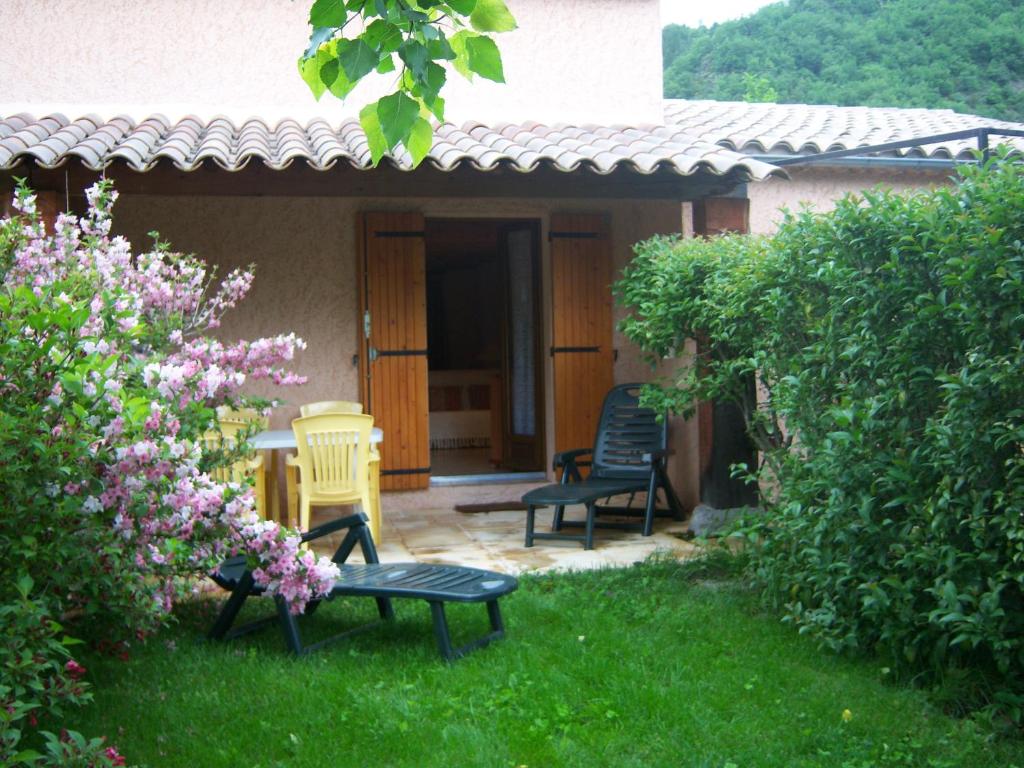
[425,218,544,477]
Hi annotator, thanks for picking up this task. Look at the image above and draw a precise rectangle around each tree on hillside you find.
[663,0,1024,121]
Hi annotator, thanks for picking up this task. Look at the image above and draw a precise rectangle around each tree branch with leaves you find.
[299,0,516,166]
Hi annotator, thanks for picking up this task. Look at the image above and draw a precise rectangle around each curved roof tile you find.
[0,112,781,181]
[664,100,1024,159]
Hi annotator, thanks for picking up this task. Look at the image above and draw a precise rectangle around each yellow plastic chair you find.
[299,400,363,417]
[286,413,378,540]
[296,401,382,542]
[203,407,268,519]
[366,448,381,543]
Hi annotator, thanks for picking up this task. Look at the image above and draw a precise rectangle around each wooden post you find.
[1,188,60,233]
[692,197,759,508]
[692,197,750,237]
[35,190,60,234]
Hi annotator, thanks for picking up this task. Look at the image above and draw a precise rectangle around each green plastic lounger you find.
[522,383,684,550]
[208,513,517,661]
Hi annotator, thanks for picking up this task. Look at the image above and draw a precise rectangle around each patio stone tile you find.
[307,505,694,575]
[460,528,516,542]
[402,531,474,549]
[388,517,431,531]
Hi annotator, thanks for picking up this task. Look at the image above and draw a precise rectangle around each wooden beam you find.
[3,159,748,202]
[692,197,750,236]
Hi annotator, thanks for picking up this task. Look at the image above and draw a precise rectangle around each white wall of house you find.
[110,191,699,509]
[0,0,664,126]
[747,165,954,234]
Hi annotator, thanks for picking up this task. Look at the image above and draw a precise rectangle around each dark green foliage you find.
[617,156,1024,716]
[664,0,1024,121]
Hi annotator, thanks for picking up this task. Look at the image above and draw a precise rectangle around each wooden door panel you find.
[550,213,614,456]
[362,212,430,490]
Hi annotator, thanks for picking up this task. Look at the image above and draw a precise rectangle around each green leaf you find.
[16,574,33,599]
[465,34,504,82]
[303,26,336,59]
[449,30,475,80]
[426,34,455,61]
[414,61,447,103]
[363,19,403,53]
[321,47,357,99]
[298,41,340,100]
[376,55,396,74]
[359,103,389,165]
[309,0,348,27]
[338,38,379,81]
[377,91,420,149]
[445,0,477,13]
[399,40,431,81]
[318,56,340,87]
[469,0,516,32]
[406,117,434,166]
[425,95,445,122]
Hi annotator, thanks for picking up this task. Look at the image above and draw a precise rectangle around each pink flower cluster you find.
[3,182,338,615]
[244,519,339,613]
[64,660,87,681]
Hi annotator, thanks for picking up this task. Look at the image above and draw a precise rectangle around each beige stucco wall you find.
[747,165,955,234]
[114,195,363,412]
[0,0,664,126]
[111,192,698,507]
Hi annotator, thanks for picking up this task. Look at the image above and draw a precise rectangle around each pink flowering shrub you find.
[0,182,339,765]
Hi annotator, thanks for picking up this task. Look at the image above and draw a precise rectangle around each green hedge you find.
[616,156,1024,716]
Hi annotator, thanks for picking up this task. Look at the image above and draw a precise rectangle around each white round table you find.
[250,427,384,450]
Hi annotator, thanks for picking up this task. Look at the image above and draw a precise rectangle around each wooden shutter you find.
[550,213,614,455]
[359,212,430,490]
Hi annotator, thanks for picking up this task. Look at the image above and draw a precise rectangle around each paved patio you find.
[308,503,697,575]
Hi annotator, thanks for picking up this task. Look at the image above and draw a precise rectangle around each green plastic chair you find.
[522,383,684,549]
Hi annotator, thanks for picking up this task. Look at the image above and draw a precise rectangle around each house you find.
[4,2,1021,516]
[0,0,781,514]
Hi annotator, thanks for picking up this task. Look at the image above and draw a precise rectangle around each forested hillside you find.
[663,0,1024,121]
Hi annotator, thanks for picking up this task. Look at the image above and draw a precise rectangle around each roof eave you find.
[751,154,962,170]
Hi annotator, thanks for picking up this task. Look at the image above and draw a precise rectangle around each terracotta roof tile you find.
[664,100,1024,159]
[0,112,781,181]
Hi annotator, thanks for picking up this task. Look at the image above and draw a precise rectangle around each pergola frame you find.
[772,127,1024,167]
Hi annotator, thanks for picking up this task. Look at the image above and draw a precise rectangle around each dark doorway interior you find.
[425,218,543,476]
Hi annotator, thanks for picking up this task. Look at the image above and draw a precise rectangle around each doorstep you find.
[380,477,551,513]
[430,471,547,487]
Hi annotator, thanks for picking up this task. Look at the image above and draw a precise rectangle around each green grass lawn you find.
[65,557,1023,768]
